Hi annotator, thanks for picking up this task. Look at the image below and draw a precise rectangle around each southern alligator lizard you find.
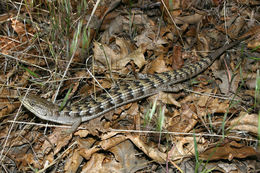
[19,37,248,130]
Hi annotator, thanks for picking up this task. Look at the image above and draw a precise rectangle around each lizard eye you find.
[29,100,37,107]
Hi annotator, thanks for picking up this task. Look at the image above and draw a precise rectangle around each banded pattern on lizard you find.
[19,37,248,128]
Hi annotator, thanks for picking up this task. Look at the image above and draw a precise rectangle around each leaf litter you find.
[0,0,259,172]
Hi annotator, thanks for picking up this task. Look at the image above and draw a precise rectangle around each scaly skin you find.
[19,37,247,127]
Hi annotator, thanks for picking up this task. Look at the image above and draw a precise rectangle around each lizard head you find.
[19,94,58,121]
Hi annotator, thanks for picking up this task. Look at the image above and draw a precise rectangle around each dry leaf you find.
[197,88,213,107]
[229,112,258,134]
[200,141,257,161]
[175,13,204,25]
[108,140,148,172]
[158,92,181,107]
[214,70,240,94]
[169,136,206,162]
[168,106,197,133]
[246,78,256,90]
[171,45,184,69]
[115,46,146,70]
[40,127,72,155]
[64,150,84,173]
[93,41,119,67]
[77,137,99,160]
[147,54,173,74]
[127,134,166,163]
[81,153,114,172]
[93,38,146,71]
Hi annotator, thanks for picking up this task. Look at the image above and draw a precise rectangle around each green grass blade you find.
[20,65,39,78]
[60,87,72,111]
[193,129,199,173]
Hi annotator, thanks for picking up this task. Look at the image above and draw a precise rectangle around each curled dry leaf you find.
[77,137,99,160]
[0,37,19,54]
[168,107,198,133]
[101,131,124,140]
[229,112,258,135]
[40,127,72,156]
[16,153,41,171]
[147,54,173,74]
[3,130,42,170]
[77,135,147,172]
[134,29,169,52]
[5,130,40,148]
[115,102,139,129]
[159,92,181,107]
[74,129,90,138]
[115,46,146,71]
[228,16,246,39]
[169,136,206,163]
[0,98,19,118]
[81,153,114,172]
[134,30,155,49]
[78,134,126,161]
[0,87,20,118]
[101,15,125,43]
[161,0,181,18]
[200,141,257,161]
[246,78,256,90]
[64,151,83,173]
[127,134,166,163]
[108,140,148,172]
[182,88,232,117]
[81,150,144,173]
[11,19,30,36]
[147,92,181,108]
[99,134,127,150]
[171,45,184,69]
[217,162,242,173]
[101,14,151,44]
[197,88,213,107]
[78,115,109,137]
[93,38,146,71]
[196,99,231,117]
[93,41,119,67]
[247,33,260,52]
[214,70,241,95]
[181,159,256,172]
[175,13,204,25]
